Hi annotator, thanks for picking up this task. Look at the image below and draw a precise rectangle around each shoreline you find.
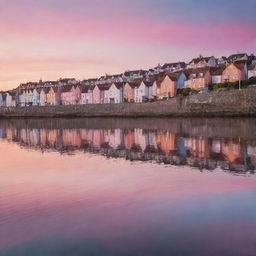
[1,88,256,118]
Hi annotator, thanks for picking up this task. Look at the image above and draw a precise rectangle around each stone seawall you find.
[1,88,256,118]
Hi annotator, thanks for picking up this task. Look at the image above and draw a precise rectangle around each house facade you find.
[157,75,176,99]
[92,84,110,104]
[40,88,49,106]
[221,63,247,83]
[80,87,93,104]
[248,65,256,79]
[187,69,211,90]
[0,93,6,107]
[32,88,40,106]
[105,83,124,103]
[6,91,17,107]
[124,82,136,102]
[46,87,61,106]
[61,85,81,105]
[134,81,151,103]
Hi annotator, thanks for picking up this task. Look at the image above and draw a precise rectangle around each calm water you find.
[0,118,256,256]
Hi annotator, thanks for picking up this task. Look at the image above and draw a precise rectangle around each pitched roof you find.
[189,56,214,64]
[61,85,73,93]
[141,81,153,87]
[230,63,246,71]
[162,62,186,69]
[125,81,140,88]
[228,53,247,61]
[248,64,256,71]
[113,82,125,89]
[97,84,111,91]
[210,66,226,76]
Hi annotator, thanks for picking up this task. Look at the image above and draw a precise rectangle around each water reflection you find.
[0,118,256,174]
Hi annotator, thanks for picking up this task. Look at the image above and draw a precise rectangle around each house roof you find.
[125,81,140,88]
[113,82,125,89]
[162,62,186,69]
[210,66,226,76]
[61,85,73,93]
[124,70,147,76]
[248,64,256,71]
[189,56,214,64]
[231,63,246,71]
[97,84,111,91]
[141,81,153,87]
[228,53,247,61]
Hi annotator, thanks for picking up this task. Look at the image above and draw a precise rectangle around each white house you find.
[105,83,124,103]
[134,81,152,103]
[32,88,40,106]
[6,91,17,107]
[187,56,217,69]
[24,89,34,106]
[0,93,6,107]
[248,65,256,79]
[80,87,93,104]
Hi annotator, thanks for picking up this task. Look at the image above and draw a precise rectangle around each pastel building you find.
[134,81,153,103]
[186,68,211,90]
[61,85,81,105]
[80,87,93,104]
[105,82,124,103]
[221,63,247,83]
[92,84,110,104]
[40,88,49,106]
[248,65,256,79]
[187,56,217,69]
[46,87,62,106]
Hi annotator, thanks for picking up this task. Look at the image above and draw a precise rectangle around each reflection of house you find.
[62,129,81,147]
[184,137,210,158]
[221,141,243,164]
[156,131,176,155]
[124,130,135,150]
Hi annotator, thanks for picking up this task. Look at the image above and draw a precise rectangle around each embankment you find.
[1,88,256,118]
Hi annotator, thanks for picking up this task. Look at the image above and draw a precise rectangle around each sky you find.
[0,0,256,90]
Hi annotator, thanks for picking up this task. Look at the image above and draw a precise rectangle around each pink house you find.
[92,84,110,104]
[61,85,81,105]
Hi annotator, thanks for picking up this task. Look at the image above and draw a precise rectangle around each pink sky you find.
[0,0,255,90]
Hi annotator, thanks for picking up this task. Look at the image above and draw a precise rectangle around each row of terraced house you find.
[1,53,256,107]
